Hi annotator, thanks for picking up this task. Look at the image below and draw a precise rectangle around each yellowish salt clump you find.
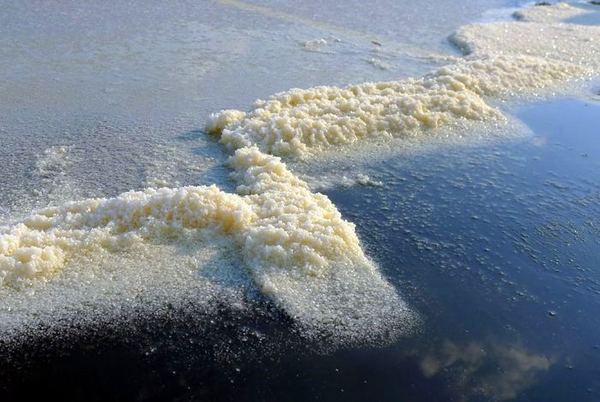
[207,56,587,158]
[0,146,412,340]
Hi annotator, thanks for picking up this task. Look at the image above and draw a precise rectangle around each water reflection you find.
[420,341,553,401]
[324,98,600,401]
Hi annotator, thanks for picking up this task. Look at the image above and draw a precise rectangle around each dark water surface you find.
[2,98,600,401]
[326,98,600,401]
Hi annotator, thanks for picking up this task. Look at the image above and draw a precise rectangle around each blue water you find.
[323,98,600,401]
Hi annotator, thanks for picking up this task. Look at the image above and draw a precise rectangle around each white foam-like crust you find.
[0,146,413,341]
[0,232,251,340]
[207,3,598,158]
[208,55,589,158]
[0,185,250,287]
[3,2,599,344]
[230,148,412,337]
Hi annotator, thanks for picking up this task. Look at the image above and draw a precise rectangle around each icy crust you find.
[207,3,598,159]
[0,147,412,340]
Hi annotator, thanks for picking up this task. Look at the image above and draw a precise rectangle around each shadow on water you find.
[2,98,600,401]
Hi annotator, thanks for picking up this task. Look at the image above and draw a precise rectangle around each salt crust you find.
[209,3,598,158]
[2,2,598,341]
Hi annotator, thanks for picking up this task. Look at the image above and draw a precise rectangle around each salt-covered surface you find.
[454,3,600,69]
[208,3,598,158]
[1,145,414,342]
[1,1,599,347]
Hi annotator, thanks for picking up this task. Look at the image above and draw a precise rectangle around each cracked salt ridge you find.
[208,3,598,159]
